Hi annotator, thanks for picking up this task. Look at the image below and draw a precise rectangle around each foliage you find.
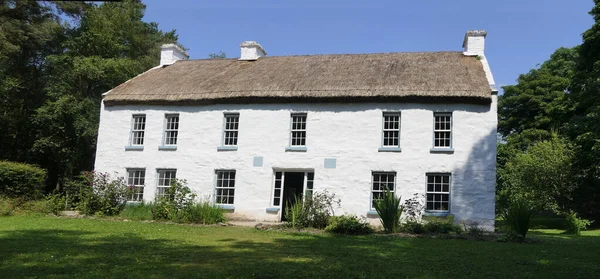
[0,161,46,199]
[564,211,592,235]
[373,188,402,233]
[399,221,425,234]
[325,215,374,235]
[59,171,132,216]
[0,197,51,216]
[208,51,227,59]
[119,203,154,221]
[402,193,425,222]
[496,230,526,243]
[151,179,196,220]
[422,216,462,234]
[501,198,539,238]
[499,135,575,213]
[283,190,340,229]
[173,201,226,224]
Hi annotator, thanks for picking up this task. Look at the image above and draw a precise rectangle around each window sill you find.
[424,211,451,217]
[158,145,177,151]
[430,148,454,154]
[378,147,402,153]
[266,207,280,213]
[124,146,144,151]
[366,210,379,217]
[217,146,238,151]
[285,146,307,152]
[217,204,235,211]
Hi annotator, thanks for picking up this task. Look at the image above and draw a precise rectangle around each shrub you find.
[564,211,592,235]
[399,220,425,234]
[325,215,374,235]
[174,201,226,224]
[423,219,462,234]
[463,222,485,237]
[501,198,538,238]
[120,203,154,221]
[497,230,525,242]
[282,190,340,229]
[373,189,402,233]
[0,161,46,199]
[60,171,132,216]
[152,179,196,220]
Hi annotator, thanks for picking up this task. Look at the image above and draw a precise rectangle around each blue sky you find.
[143,0,593,90]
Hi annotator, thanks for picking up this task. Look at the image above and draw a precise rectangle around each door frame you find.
[271,168,314,221]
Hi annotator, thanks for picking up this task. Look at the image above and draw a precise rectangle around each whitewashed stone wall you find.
[95,97,497,230]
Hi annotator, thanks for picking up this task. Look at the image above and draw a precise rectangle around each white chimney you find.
[160,44,188,66]
[462,30,487,56]
[239,41,267,61]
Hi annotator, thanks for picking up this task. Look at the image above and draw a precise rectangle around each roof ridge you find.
[178,51,465,62]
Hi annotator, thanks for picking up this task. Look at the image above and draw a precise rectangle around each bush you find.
[282,190,340,229]
[0,161,46,199]
[564,211,592,235]
[151,179,196,220]
[174,201,226,224]
[120,203,154,221]
[373,189,402,233]
[68,172,132,216]
[423,219,462,234]
[501,198,538,238]
[399,220,425,234]
[325,215,374,235]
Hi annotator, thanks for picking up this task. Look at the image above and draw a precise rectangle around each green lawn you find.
[1,216,599,278]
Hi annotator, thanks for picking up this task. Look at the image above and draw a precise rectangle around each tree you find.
[499,135,575,213]
[208,51,226,59]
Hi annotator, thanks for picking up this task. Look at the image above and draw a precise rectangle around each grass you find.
[1,216,599,278]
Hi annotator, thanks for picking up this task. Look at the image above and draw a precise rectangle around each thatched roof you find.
[103,51,493,106]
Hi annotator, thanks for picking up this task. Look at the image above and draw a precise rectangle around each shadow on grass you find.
[0,227,599,278]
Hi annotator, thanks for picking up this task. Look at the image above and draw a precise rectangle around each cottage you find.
[95,30,497,230]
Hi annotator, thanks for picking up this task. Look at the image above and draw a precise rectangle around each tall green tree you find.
[32,0,181,190]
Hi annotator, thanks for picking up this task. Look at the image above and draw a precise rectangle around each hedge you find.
[0,161,46,199]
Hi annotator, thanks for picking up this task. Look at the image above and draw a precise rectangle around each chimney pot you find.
[160,44,188,66]
[239,41,267,61]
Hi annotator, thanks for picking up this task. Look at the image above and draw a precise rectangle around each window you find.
[305,172,314,197]
[433,113,452,148]
[371,172,396,209]
[426,174,451,212]
[223,113,239,146]
[156,169,176,198]
[163,114,179,146]
[273,172,283,206]
[215,170,236,205]
[290,113,307,146]
[382,112,400,147]
[130,115,146,146]
[127,169,145,201]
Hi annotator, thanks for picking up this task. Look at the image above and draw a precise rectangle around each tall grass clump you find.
[374,189,402,233]
[501,198,538,238]
[175,201,226,224]
[120,203,153,221]
[285,195,305,229]
[564,211,592,235]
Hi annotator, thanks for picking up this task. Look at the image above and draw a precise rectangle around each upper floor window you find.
[163,114,179,146]
[371,172,396,209]
[382,112,400,148]
[290,113,307,146]
[215,170,236,205]
[433,113,452,148]
[126,168,145,202]
[426,173,451,212]
[156,169,176,198]
[130,115,146,146]
[223,113,239,146]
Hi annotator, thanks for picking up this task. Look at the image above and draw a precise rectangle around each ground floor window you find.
[156,169,176,198]
[426,173,451,212]
[215,170,236,205]
[371,172,396,209]
[126,169,145,201]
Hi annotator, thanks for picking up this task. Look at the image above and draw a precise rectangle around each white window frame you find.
[381,112,401,148]
[433,112,452,148]
[163,114,179,146]
[270,170,314,208]
[222,113,240,146]
[126,168,145,202]
[370,172,396,210]
[214,170,236,205]
[129,114,146,146]
[289,113,307,147]
[425,173,451,213]
[156,169,177,198]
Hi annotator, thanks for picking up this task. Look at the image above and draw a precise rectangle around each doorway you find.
[281,172,304,221]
